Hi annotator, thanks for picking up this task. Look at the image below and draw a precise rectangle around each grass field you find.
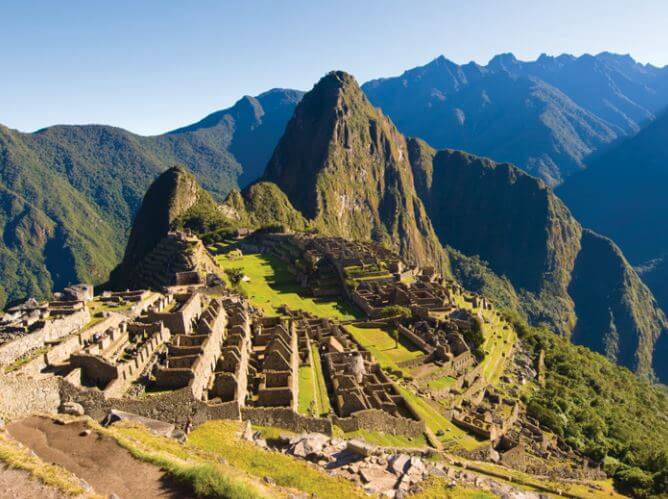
[311,344,330,415]
[339,428,428,448]
[453,294,516,387]
[345,325,423,374]
[216,252,359,320]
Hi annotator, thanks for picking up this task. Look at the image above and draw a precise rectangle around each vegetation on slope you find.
[408,141,666,380]
[507,313,668,497]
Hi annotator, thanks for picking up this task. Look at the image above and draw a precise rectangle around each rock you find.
[489,448,501,463]
[79,429,92,437]
[263,476,276,485]
[388,454,411,475]
[105,409,175,436]
[0,417,4,430]
[59,401,84,416]
[346,439,374,457]
[108,494,120,499]
[360,466,398,494]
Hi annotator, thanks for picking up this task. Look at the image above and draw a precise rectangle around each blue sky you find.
[2,0,667,135]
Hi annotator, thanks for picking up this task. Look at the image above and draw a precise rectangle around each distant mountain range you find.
[363,52,668,185]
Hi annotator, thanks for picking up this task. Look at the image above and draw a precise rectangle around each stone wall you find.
[0,374,62,418]
[333,409,426,438]
[44,314,125,367]
[0,308,90,366]
[241,406,333,434]
[397,324,435,355]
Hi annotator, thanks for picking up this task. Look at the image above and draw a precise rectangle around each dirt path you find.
[8,416,194,499]
[0,465,72,499]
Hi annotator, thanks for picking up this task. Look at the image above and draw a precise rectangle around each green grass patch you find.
[346,325,422,373]
[341,428,428,448]
[297,365,316,416]
[215,252,359,320]
[428,375,456,391]
[311,344,331,415]
[189,420,366,499]
[397,385,481,451]
[95,420,266,498]
[411,477,496,498]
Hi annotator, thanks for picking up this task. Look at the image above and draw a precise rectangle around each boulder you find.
[359,466,398,494]
[388,453,411,475]
[59,401,85,416]
[104,409,175,437]
[346,439,375,457]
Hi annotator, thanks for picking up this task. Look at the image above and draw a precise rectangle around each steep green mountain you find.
[260,71,449,271]
[558,112,668,380]
[108,166,226,289]
[362,53,668,185]
[216,71,666,381]
[0,89,300,306]
[408,143,666,379]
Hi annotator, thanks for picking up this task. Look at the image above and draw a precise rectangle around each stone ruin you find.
[451,386,520,443]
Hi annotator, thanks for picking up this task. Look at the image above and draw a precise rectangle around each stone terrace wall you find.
[0,374,62,418]
[0,308,90,366]
[241,406,333,435]
[333,409,426,438]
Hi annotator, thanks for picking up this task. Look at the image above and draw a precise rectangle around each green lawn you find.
[216,252,359,320]
[428,375,456,391]
[297,365,316,416]
[311,345,330,415]
[338,428,428,448]
[345,325,423,373]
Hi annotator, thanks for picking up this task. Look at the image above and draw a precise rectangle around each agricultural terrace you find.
[454,293,516,387]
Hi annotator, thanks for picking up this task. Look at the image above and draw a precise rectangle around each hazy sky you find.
[2,0,667,135]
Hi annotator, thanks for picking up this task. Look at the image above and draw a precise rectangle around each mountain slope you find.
[558,111,668,265]
[261,71,449,271]
[0,89,300,305]
[363,53,668,185]
[408,142,666,379]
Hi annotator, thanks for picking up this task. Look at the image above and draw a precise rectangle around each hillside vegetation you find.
[508,313,668,497]
[0,89,299,306]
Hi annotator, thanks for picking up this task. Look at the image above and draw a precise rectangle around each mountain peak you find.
[488,52,519,70]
